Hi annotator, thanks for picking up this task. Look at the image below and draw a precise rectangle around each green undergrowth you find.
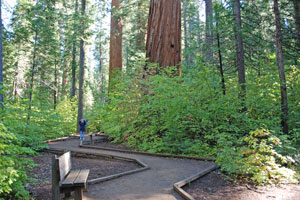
[0,98,77,199]
[87,62,300,186]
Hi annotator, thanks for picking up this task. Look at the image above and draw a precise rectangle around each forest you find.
[0,0,300,199]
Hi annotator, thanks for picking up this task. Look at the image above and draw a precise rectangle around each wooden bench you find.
[52,152,90,200]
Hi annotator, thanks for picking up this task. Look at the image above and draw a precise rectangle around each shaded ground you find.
[27,152,140,200]
[49,137,215,200]
[184,170,300,200]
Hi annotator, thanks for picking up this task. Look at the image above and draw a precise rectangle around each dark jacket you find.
[79,120,87,131]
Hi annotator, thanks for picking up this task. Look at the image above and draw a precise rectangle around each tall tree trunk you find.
[54,60,58,110]
[293,0,300,50]
[183,0,189,64]
[196,9,202,49]
[135,0,146,51]
[233,0,246,112]
[216,19,226,95]
[205,0,213,64]
[27,30,38,122]
[98,30,105,101]
[109,0,122,84]
[12,44,21,99]
[0,0,3,110]
[146,0,181,71]
[61,58,69,100]
[77,0,86,133]
[71,0,78,98]
[274,0,289,134]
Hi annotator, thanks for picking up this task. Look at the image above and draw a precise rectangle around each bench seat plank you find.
[74,169,90,186]
[61,169,80,187]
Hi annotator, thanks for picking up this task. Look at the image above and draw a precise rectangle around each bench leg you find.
[90,135,94,145]
[74,187,83,200]
[64,192,71,199]
[84,183,88,192]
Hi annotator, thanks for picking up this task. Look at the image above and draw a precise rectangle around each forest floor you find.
[29,136,300,200]
[27,152,140,200]
[184,170,300,200]
[90,141,300,200]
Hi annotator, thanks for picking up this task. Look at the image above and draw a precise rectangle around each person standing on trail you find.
[79,119,87,145]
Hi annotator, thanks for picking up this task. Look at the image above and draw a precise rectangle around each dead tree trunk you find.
[145,0,181,71]
[233,0,246,112]
[77,0,86,133]
[274,0,289,134]
[109,0,122,84]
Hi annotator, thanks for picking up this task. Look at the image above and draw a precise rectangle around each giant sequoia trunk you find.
[274,0,289,134]
[205,0,213,64]
[146,0,181,71]
[233,0,246,112]
[109,0,122,83]
[77,0,86,133]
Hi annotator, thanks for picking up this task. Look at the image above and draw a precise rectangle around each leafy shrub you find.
[216,129,298,185]
[88,62,299,184]
[0,98,77,198]
[0,122,35,199]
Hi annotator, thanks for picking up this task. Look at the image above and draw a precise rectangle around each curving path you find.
[49,137,215,200]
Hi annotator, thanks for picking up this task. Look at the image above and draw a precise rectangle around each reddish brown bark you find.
[109,0,122,82]
[145,0,181,71]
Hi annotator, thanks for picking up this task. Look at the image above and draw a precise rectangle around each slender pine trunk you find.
[233,0,246,112]
[205,0,213,64]
[27,30,38,122]
[216,19,226,95]
[77,0,86,133]
[183,0,190,65]
[71,0,78,98]
[0,0,3,111]
[274,0,289,134]
[293,0,300,50]
[54,60,58,110]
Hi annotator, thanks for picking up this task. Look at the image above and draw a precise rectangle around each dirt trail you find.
[49,137,215,200]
